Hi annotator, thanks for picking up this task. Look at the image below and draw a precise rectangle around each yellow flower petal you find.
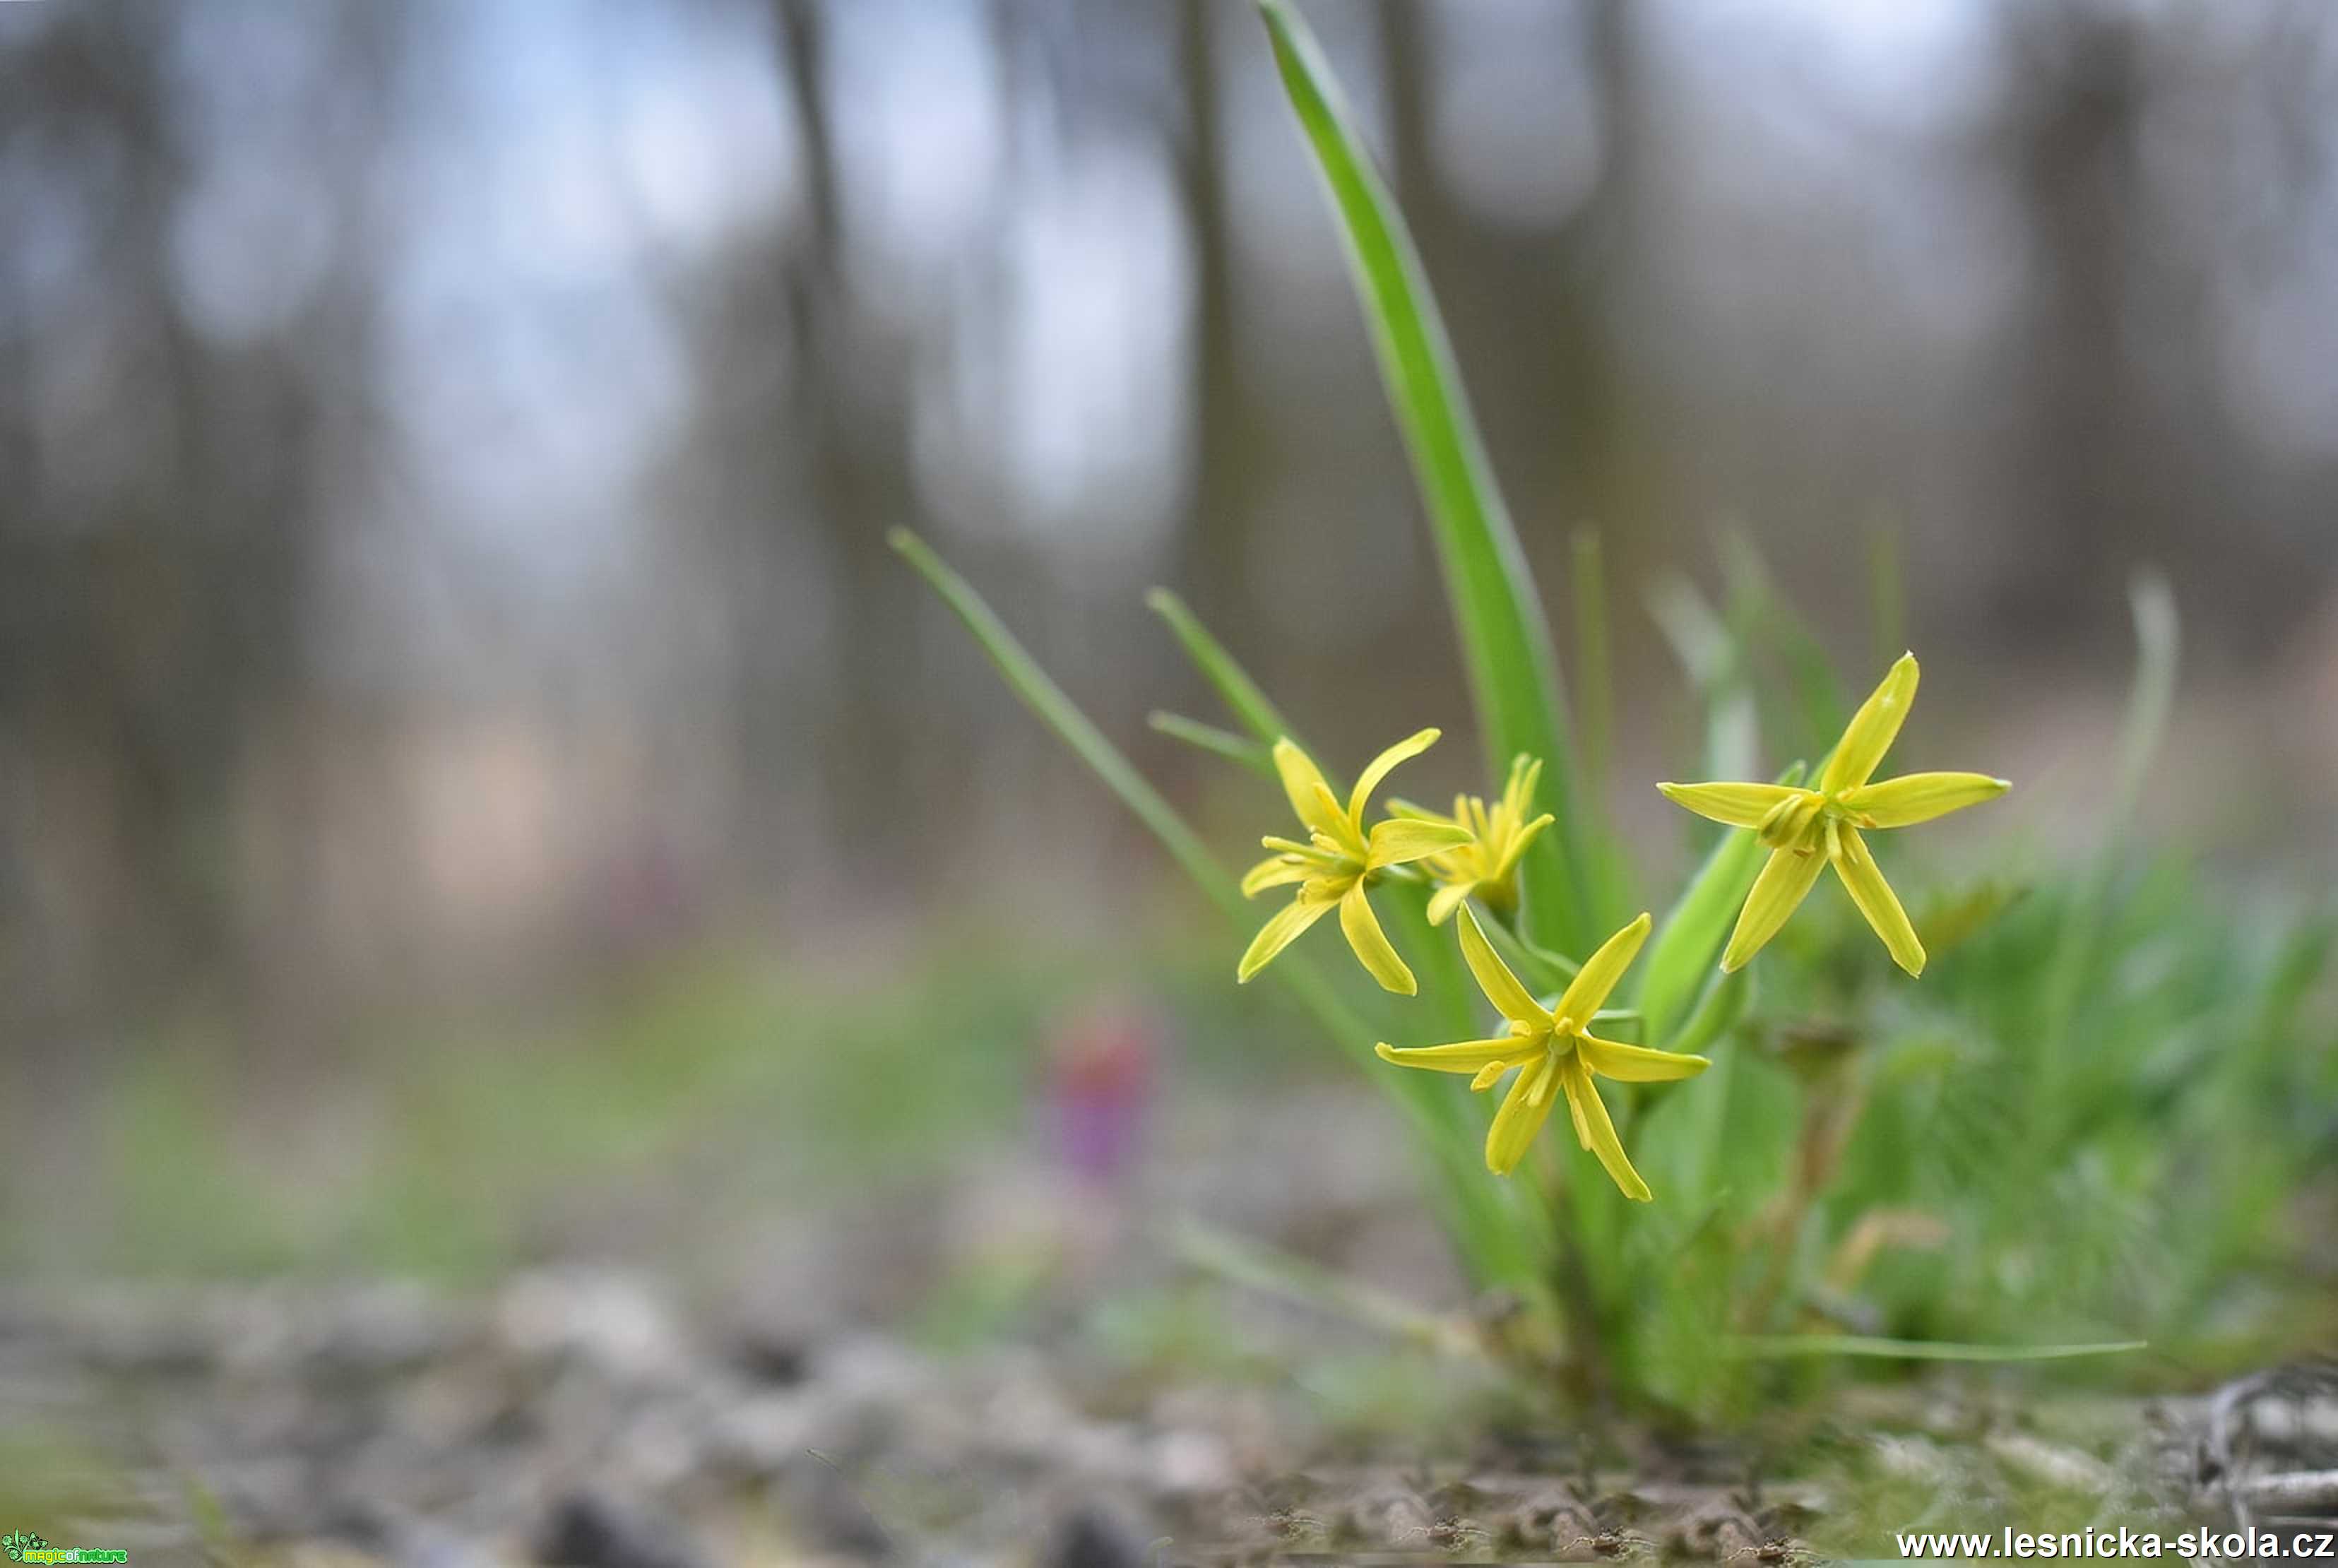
[1272,738,1346,841]
[1829,823,1926,976]
[1563,1057,1652,1201]
[1722,845,1827,971]
[1347,727,1440,824]
[1578,1032,1711,1083]
[1656,780,1803,830]
[1555,911,1653,1023]
[1235,891,1336,983]
[1374,1038,1529,1074]
[1240,855,1313,898]
[1838,771,2010,829]
[1309,787,1362,855]
[1426,879,1475,926]
[1367,816,1474,867]
[1502,754,1542,819]
[1485,1056,1559,1175]
[1820,651,1920,794]
[1493,812,1553,878]
[1339,881,1416,994]
[1456,905,1545,1025]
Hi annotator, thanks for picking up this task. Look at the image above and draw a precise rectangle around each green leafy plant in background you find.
[896,0,2334,1417]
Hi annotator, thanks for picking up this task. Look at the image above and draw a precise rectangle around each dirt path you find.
[3,1278,2327,1564]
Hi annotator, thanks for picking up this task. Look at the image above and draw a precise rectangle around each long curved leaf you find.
[893,530,1538,1289]
[1730,1336,2147,1363]
[1259,0,1595,954]
[1146,588,1299,749]
[1149,711,1275,777]
[894,530,1240,921]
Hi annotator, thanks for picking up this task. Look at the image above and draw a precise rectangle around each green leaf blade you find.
[1145,588,1300,749]
[894,529,1545,1293]
[1258,0,1594,953]
[893,530,1243,920]
[1729,1335,2148,1363]
[1637,761,1807,1047]
[1148,711,1276,777]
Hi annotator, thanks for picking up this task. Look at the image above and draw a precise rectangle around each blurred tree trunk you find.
[1374,0,1661,716]
[1169,0,1254,636]
[774,0,925,883]
[1995,6,2152,639]
[0,1,378,1026]
[1386,1,1658,550]
[1548,0,1661,561]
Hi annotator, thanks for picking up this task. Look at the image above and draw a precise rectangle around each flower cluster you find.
[1237,653,2005,1200]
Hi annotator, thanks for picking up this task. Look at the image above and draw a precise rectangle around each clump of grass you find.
[898,0,2335,1420]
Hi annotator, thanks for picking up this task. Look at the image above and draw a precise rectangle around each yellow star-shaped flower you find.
[1238,730,1473,994]
[1376,905,1708,1199]
[1389,754,1556,927]
[1657,652,2008,977]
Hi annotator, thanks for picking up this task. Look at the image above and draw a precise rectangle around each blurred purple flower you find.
[1045,999,1156,1187]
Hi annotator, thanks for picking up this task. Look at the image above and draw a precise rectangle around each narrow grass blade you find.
[1868,510,1905,673]
[1729,1335,2147,1362]
[1572,529,1613,789]
[1145,588,1298,748]
[1259,0,1594,954]
[1646,574,1757,785]
[2253,907,2337,1052]
[1622,966,1750,1219]
[2039,574,2178,1103]
[1722,533,1845,759]
[1637,762,1805,1047]
[1384,879,1476,1043]
[1476,907,1579,995]
[1916,878,2025,962]
[1573,528,1634,912]
[1172,1216,1483,1357]
[896,530,1239,920]
[898,533,1372,1069]
[1149,711,1274,777]
[1663,965,1750,1060]
[1672,968,1745,1199]
[2102,574,2180,837]
[896,531,1537,1290]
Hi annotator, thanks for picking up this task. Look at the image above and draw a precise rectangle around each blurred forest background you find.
[3,0,2337,1282]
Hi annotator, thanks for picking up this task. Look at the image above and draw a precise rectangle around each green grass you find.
[9,935,1262,1285]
